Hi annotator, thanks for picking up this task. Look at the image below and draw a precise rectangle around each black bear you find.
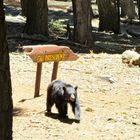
[46,80,80,122]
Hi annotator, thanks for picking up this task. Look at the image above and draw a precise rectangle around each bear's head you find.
[63,85,78,102]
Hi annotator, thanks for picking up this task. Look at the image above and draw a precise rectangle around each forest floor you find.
[4,0,140,139]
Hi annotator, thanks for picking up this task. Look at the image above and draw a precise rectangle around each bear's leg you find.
[47,96,54,113]
[70,99,80,122]
[62,103,68,117]
[56,103,68,117]
[46,84,54,113]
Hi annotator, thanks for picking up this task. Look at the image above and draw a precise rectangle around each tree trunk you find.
[120,0,136,19]
[24,0,48,35]
[72,0,93,47]
[97,0,120,34]
[0,1,13,140]
[137,0,140,19]
[21,0,28,16]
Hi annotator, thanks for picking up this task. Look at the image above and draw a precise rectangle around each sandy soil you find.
[4,0,140,139]
[11,52,140,140]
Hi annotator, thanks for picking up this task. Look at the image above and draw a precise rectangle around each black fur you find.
[46,80,80,122]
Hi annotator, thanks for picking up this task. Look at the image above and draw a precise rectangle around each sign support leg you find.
[34,63,42,97]
[51,62,59,81]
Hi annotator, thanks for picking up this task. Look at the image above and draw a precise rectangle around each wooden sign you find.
[23,44,79,97]
[23,44,79,63]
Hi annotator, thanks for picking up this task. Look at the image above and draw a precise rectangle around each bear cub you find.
[46,80,80,122]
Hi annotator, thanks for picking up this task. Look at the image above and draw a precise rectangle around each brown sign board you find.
[23,44,79,97]
[23,44,79,63]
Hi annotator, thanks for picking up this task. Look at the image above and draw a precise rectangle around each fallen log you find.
[7,34,49,42]
[127,29,140,38]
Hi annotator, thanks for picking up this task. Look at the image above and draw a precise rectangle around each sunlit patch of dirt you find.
[11,52,140,140]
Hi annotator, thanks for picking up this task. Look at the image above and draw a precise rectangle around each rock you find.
[122,50,140,67]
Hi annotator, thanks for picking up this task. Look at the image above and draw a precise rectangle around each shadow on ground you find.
[13,107,25,116]
[45,112,80,124]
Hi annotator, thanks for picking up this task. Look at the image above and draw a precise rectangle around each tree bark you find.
[72,0,93,47]
[120,0,136,19]
[97,0,120,34]
[21,0,28,16]
[24,0,48,35]
[0,1,13,140]
[137,0,140,19]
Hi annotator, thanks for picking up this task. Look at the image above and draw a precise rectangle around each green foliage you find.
[48,19,66,35]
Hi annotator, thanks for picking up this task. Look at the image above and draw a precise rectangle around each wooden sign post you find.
[23,44,79,97]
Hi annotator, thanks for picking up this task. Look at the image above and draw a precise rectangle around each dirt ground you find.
[4,0,140,139]
[11,52,140,140]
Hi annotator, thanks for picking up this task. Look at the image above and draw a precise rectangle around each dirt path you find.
[11,52,140,140]
[4,1,140,139]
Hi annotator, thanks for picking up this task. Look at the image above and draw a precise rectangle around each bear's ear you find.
[75,86,78,91]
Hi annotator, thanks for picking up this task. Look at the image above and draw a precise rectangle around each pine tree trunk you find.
[21,0,28,16]
[120,0,136,19]
[137,0,140,19]
[72,0,93,47]
[0,1,13,140]
[24,0,48,35]
[97,0,120,34]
